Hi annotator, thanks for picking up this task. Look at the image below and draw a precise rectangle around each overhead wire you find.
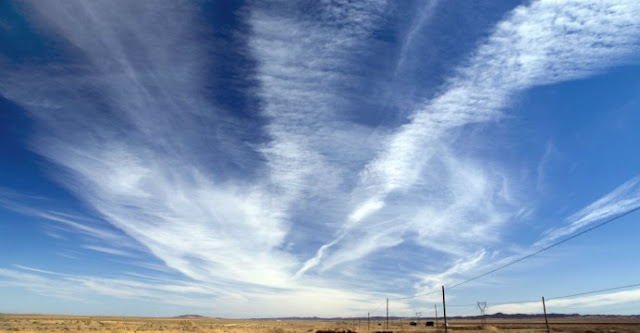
[369,299,387,314]
[392,289,441,301]
[547,282,640,301]
[369,282,640,318]
[370,204,640,309]
[483,282,640,307]
[447,204,640,290]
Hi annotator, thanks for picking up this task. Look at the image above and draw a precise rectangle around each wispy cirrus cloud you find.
[0,266,222,310]
[82,245,137,258]
[298,0,640,279]
[537,176,640,247]
[2,0,298,289]
[0,265,387,317]
[0,0,399,307]
[0,192,140,251]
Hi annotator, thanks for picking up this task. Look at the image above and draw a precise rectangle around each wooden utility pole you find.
[542,297,550,333]
[434,304,438,328]
[367,312,370,332]
[386,298,389,330]
[442,286,448,333]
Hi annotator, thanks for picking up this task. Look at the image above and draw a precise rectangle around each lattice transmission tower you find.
[477,301,487,325]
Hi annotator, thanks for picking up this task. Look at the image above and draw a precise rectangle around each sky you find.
[1,0,640,318]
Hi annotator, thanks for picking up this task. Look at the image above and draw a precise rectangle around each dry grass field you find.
[1,315,639,333]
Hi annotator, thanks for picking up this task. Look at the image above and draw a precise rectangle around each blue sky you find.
[1,0,640,318]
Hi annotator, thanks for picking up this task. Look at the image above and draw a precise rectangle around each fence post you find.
[542,296,550,333]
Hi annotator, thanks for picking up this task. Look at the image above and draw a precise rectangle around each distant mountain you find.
[449,312,640,320]
[251,313,640,321]
[448,312,580,320]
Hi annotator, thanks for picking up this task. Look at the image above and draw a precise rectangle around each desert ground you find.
[1,315,639,333]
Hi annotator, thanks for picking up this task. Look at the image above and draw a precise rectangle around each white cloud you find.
[536,142,557,193]
[393,0,441,76]
[489,288,640,314]
[538,175,640,247]
[0,193,142,252]
[1,0,298,289]
[0,268,83,302]
[82,245,137,258]
[300,0,640,276]
[414,250,487,298]
[0,266,387,317]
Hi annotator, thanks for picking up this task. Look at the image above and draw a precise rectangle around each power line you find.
[485,282,640,306]
[447,204,640,290]
[370,300,387,313]
[392,289,440,301]
[369,282,640,319]
[383,204,640,301]
[547,282,640,301]
[446,303,476,307]
[489,298,538,306]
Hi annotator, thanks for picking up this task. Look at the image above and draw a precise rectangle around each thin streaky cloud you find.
[4,0,299,288]
[82,245,138,258]
[537,175,640,247]
[393,0,440,76]
[0,193,134,245]
[535,141,556,193]
[0,266,390,317]
[300,0,640,275]
[12,265,73,277]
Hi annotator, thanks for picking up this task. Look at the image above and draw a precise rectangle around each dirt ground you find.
[1,315,639,333]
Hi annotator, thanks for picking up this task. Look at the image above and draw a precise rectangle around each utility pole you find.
[434,304,438,328]
[542,297,550,333]
[416,312,421,325]
[386,298,389,330]
[442,286,448,333]
[367,312,370,332]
